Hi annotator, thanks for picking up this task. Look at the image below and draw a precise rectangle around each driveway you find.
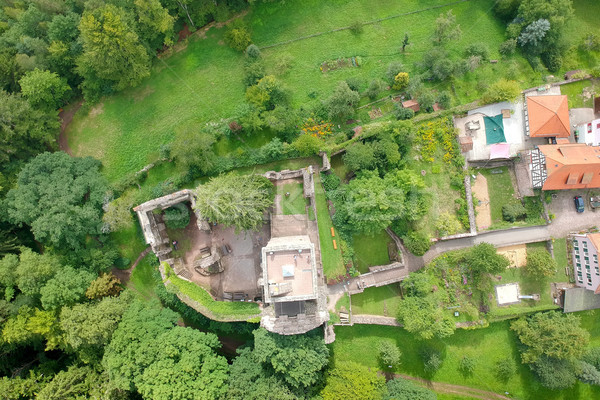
[547,190,600,237]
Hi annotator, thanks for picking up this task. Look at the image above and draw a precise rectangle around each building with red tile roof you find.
[536,144,600,190]
[527,95,570,138]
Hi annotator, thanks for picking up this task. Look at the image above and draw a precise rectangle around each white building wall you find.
[571,234,600,291]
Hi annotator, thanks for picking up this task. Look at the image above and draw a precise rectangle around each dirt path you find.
[58,100,83,155]
[397,374,511,400]
[111,247,151,285]
[472,173,491,230]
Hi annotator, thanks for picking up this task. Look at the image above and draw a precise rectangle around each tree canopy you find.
[511,311,589,364]
[525,249,557,278]
[321,361,385,400]
[194,173,274,232]
[397,295,455,340]
[5,152,107,250]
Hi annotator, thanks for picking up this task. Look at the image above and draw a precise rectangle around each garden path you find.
[111,246,151,286]
[58,100,83,155]
[471,173,491,229]
[396,374,511,400]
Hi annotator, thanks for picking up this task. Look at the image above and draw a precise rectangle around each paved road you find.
[422,225,551,265]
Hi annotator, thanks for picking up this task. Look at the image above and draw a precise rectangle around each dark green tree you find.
[326,81,360,120]
[40,267,95,310]
[0,91,59,168]
[253,328,329,389]
[511,311,589,364]
[343,143,376,172]
[5,152,107,250]
[397,295,455,340]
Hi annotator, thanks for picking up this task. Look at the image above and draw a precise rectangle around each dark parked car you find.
[574,195,585,213]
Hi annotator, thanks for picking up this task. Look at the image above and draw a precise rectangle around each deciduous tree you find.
[321,361,385,400]
[326,81,360,120]
[5,152,107,250]
[194,174,273,232]
[525,248,557,278]
[40,267,95,310]
[397,295,455,340]
[19,69,70,110]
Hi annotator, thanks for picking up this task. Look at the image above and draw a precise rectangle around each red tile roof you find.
[539,144,600,190]
[527,95,570,138]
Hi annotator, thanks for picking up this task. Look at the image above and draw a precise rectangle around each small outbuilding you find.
[402,99,420,112]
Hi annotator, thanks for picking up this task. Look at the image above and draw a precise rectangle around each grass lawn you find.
[352,230,393,274]
[478,167,516,224]
[350,284,402,317]
[314,172,346,280]
[330,153,349,182]
[332,312,600,399]
[554,237,568,270]
[110,222,148,267]
[277,182,307,215]
[561,79,595,109]
[129,254,159,299]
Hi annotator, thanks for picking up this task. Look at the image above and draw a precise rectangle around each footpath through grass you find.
[332,311,600,400]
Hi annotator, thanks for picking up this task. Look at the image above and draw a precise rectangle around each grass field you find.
[332,311,600,400]
[352,230,393,274]
[350,284,402,316]
[66,0,544,182]
[277,182,307,215]
[314,172,346,279]
[478,167,516,224]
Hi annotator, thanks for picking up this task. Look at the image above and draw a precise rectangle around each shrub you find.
[436,212,462,237]
[292,134,322,156]
[578,361,600,386]
[322,172,341,191]
[465,43,489,61]
[496,358,516,382]
[224,26,251,51]
[502,202,527,222]
[245,44,261,59]
[378,341,402,368]
[482,79,521,104]
[499,38,517,56]
[366,79,383,100]
[422,349,442,374]
[163,204,190,229]
[386,62,404,84]
[417,91,435,113]
[345,77,364,92]
[349,21,363,35]
[392,72,409,90]
[394,105,414,120]
[114,257,130,269]
[437,91,451,109]
[403,231,431,256]
[459,356,476,375]
[274,54,293,75]
[541,48,562,72]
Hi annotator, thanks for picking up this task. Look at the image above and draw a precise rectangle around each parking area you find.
[548,190,600,236]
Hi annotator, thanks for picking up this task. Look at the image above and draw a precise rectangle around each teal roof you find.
[484,114,506,145]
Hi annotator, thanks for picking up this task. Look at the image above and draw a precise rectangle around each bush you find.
[394,105,414,120]
[417,91,435,113]
[403,231,431,256]
[345,77,364,92]
[436,212,462,237]
[321,172,341,191]
[459,356,476,375]
[378,341,402,368]
[482,79,521,104]
[242,60,265,87]
[465,43,489,61]
[437,91,451,109]
[224,26,251,51]
[541,49,562,72]
[383,378,436,400]
[163,204,190,229]
[525,248,558,278]
[274,53,293,75]
[496,358,515,382]
[366,79,383,100]
[578,361,600,386]
[502,202,527,222]
[386,61,404,84]
[245,44,261,59]
[392,72,409,90]
[422,349,442,374]
[292,134,322,156]
[114,257,130,269]
[349,21,363,35]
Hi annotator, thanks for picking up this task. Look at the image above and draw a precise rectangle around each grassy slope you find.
[314,172,345,279]
[332,312,600,400]
[68,0,534,182]
[352,230,392,274]
[129,255,159,299]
